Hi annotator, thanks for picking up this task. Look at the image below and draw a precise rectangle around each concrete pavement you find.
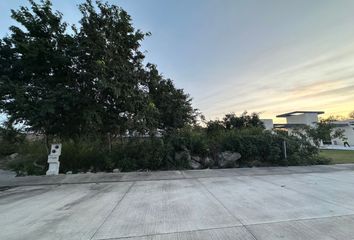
[1,164,354,239]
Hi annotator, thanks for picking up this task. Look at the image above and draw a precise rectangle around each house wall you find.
[286,113,319,126]
[331,123,354,146]
[261,119,273,130]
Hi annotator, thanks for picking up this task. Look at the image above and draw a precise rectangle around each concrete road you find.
[1,165,354,240]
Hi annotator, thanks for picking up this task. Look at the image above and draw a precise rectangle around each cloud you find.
[198,43,354,120]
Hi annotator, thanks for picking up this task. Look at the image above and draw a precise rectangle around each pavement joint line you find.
[243,213,354,227]
[194,178,259,240]
[89,181,136,240]
[196,174,354,237]
[180,170,188,179]
[2,167,354,239]
[253,175,354,213]
[93,225,246,240]
[76,213,354,240]
[1,169,353,188]
[1,166,353,188]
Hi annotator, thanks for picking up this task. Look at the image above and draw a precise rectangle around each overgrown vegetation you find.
[0,112,330,175]
[0,0,197,143]
[0,1,332,175]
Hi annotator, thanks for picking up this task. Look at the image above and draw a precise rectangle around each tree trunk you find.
[44,133,50,155]
[107,133,112,152]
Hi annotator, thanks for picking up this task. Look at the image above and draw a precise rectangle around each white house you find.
[276,111,324,127]
[261,111,354,147]
[261,111,324,131]
[261,119,274,131]
[330,120,354,146]
[273,111,324,136]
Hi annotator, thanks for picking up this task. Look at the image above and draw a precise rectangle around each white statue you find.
[46,144,62,175]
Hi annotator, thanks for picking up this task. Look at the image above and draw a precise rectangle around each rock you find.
[113,168,121,173]
[189,156,215,169]
[189,159,202,169]
[9,153,19,159]
[191,156,201,162]
[66,171,73,175]
[217,151,241,168]
[190,156,202,169]
[17,170,28,177]
[176,150,199,169]
[202,156,214,168]
[175,150,191,162]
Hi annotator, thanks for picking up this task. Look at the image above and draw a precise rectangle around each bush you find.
[0,141,18,156]
[3,125,329,175]
[7,141,47,175]
[166,128,209,156]
[0,125,25,156]
[205,127,325,167]
[108,138,168,171]
[59,139,108,173]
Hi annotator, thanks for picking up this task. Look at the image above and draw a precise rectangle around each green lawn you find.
[320,149,354,164]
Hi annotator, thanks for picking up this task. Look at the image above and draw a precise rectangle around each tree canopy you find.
[206,111,264,135]
[0,0,196,139]
[293,116,345,147]
[223,111,264,130]
[349,111,354,119]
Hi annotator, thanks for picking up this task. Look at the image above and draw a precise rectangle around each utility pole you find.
[283,140,287,159]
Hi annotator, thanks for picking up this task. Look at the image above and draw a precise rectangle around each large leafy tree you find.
[73,0,153,137]
[0,0,196,140]
[223,111,264,130]
[145,64,197,132]
[206,112,264,135]
[0,0,78,138]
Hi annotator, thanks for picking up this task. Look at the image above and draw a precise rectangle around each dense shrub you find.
[59,140,108,173]
[108,138,168,171]
[1,126,329,175]
[205,127,327,167]
[166,127,209,156]
[0,141,18,157]
[6,141,47,175]
[0,125,25,156]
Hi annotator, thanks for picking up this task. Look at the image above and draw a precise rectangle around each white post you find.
[46,144,62,175]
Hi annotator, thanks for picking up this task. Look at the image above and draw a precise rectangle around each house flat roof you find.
[276,111,324,118]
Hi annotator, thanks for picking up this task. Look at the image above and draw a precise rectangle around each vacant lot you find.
[320,149,354,164]
[1,164,354,240]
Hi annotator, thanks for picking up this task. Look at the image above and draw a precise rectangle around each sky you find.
[1,0,354,123]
